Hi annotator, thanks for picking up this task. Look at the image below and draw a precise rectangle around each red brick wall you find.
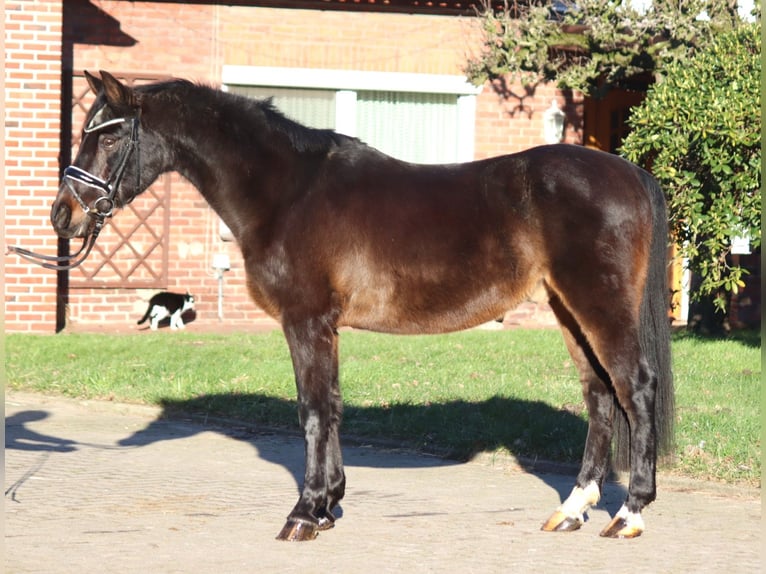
[220,8,476,74]
[4,0,63,332]
[475,82,583,158]
[5,2,580,333]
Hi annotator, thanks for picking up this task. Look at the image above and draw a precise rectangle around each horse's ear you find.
[99,70,137,109]
[84,70,103,96]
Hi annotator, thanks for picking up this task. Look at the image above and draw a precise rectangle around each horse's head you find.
[51,71,144,239]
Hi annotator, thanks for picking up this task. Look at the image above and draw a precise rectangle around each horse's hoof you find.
[276,519,319,541]
[541,510,583,532]
[599,506,644,539]
[317,514,336,531]
[599,516,643,538]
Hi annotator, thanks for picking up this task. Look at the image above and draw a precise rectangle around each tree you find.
[621,24,761,313]
[465,0,754,96]
[465,1,761,314]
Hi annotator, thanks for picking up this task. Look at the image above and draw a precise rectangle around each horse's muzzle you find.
[50,201,72,233]
[50,193,93,239]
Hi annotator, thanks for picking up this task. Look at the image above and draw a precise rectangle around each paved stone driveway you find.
[5,392,761,573]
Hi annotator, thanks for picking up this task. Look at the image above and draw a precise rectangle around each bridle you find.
[65,115,140,220]
[7,113,140,271]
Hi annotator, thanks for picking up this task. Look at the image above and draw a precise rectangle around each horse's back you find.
[319,142,654,269]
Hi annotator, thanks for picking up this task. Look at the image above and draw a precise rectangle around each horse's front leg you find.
[277,316,345,542]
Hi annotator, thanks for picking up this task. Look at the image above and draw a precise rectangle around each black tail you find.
[612,171,674,470]
[137,306,151,325]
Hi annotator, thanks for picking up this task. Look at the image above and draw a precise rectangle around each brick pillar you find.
[4,0,64,332]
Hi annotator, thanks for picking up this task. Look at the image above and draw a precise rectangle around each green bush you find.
[621,24,761,309]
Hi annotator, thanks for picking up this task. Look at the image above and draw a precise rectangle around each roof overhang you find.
[151,0,508,17]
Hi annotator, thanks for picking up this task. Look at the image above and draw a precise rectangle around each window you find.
[224,66,480,164]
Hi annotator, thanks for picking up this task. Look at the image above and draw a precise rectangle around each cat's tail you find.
[137,307,151,325]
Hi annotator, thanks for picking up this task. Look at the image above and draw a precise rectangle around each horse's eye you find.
[101,135,117,150]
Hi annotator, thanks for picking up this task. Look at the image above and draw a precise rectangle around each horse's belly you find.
[330,244,542,334]
[337,280,521,335]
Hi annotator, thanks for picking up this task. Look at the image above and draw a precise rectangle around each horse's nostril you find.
[52,203,72,231]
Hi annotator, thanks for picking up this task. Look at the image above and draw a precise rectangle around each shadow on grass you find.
[671,327,761,348]
[114,392,628,517]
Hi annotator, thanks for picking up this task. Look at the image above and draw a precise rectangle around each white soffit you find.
[222,65,483,96]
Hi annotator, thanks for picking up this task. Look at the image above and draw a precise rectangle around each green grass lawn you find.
[5,328,760,486]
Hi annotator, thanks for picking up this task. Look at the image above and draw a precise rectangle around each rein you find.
[7,221,105,272]
[6,115,140,271]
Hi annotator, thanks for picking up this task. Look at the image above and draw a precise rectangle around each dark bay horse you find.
[50,71,673,541]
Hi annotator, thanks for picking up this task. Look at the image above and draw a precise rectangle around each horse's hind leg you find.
[597,351,657,539]
[541,281,657,538]
[276,315,346,541]
[541,291,614,532]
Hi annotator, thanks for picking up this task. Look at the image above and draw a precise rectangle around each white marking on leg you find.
[615,503,645,531]
[558,480,601,523]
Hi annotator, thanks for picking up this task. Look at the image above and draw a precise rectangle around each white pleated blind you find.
[228,86,336,129]
[356,91,459,164]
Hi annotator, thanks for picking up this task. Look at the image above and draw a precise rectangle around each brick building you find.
[5,0,593,333]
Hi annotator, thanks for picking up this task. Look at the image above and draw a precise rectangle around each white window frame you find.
[222,65,482,162]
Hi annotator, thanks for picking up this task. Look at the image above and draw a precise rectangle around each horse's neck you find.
[168,120,275,195]
[159,98,294,238]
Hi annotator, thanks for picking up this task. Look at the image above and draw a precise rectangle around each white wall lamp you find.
[543,99,566,144]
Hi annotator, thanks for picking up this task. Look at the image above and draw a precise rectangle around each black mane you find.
[138,79,358,155]
[256,97,356,154]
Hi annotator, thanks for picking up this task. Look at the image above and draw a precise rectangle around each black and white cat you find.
[137,292,195,331]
